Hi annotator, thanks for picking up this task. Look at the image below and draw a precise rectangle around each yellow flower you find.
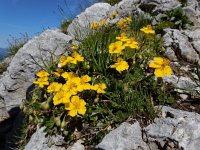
[47,82,62,93]
[80,75,91,83]
[109,41,125,54]
[116,33,129,42]
[54,68,63,77]
[92,83,107,93]
[33,77,49,88]
[124,38,139,49]
[111,58,129,72]
[53,90,71,105]
[61,72,77,80]
[78,76,92,91]
[36,70,49,77]
[117,18,130,30]
[140,25,155,34]
[71,52,84,64]
[126,17,132,22]
[62,77,81,94]
[149,57,172,78]
[79,83,93,91]
[90,22,99,29]
[66,96,86,117]
[58,55,73,67]
[71,45,79,51]
[99,20,106,26]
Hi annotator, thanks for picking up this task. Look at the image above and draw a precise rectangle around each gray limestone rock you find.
[96,122,149,150]
[25,127,84,150]
[145,106,200,150]
[172,29,199,64]
[24,126,65,150]
[164,75,199,92]
[117,0,144,16]
[183,0,200,26]
[67,140,84,150]
[0,29,72,118]
[163,28,200,64]
[67,3,111,39]
[140,0,181,13]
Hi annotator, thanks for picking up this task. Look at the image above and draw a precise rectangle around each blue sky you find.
[0,0,97,48]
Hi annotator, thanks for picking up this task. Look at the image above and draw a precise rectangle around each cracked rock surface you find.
[96,122,149,150]
[163,28,200,65]
[144,106,200,150]
[97,106,200,150]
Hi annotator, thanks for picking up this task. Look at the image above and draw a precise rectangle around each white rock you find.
[96,122,149,150]
[24,127,64,150]
[145,106,200,150]
[67,140,84,150]
[67,3,111,39]
[163,29,200,65]
[140,0,181,13]
[183,0,200,26]
[164,75,199,91]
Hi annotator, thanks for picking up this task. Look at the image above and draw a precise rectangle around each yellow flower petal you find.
[149,61,161,69]
[111,58,129,72]
[69,110,77,117]
[47,82,62,93]
[78,107,86,115]
[164,66,172,76]
[154,68,165,77]
[109,41,125,54]
[153,57,164,65]
[36,70,49,77]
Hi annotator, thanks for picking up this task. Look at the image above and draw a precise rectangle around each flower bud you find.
[138,54,142,59]
[41,101,50,110]
[54,117,61,127]
[63,131,68,136]
[23,107,27,113]
[94,97,99,103]
[61,120,67,128]
[19,103,24,110]
[140,64,144,68]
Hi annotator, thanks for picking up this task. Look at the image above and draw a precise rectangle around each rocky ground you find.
[0,0,200,149]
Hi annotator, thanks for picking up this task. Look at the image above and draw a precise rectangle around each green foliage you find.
[156,8,193,34]
[130,14,152,31]
[0,61,9,74]
[21,15,177,147]
[60,19,72,34]
[155,21,175,34]
[7,33,29,56]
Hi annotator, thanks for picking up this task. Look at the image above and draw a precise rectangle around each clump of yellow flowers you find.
[90,19,106,30]
[27,16,175,145]
[33,70,49,88]
[108,32,139,72]
[33,45,107,118]
[117,17,132,30]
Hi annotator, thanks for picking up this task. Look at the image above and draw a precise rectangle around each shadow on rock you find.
[0,107,25,150]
